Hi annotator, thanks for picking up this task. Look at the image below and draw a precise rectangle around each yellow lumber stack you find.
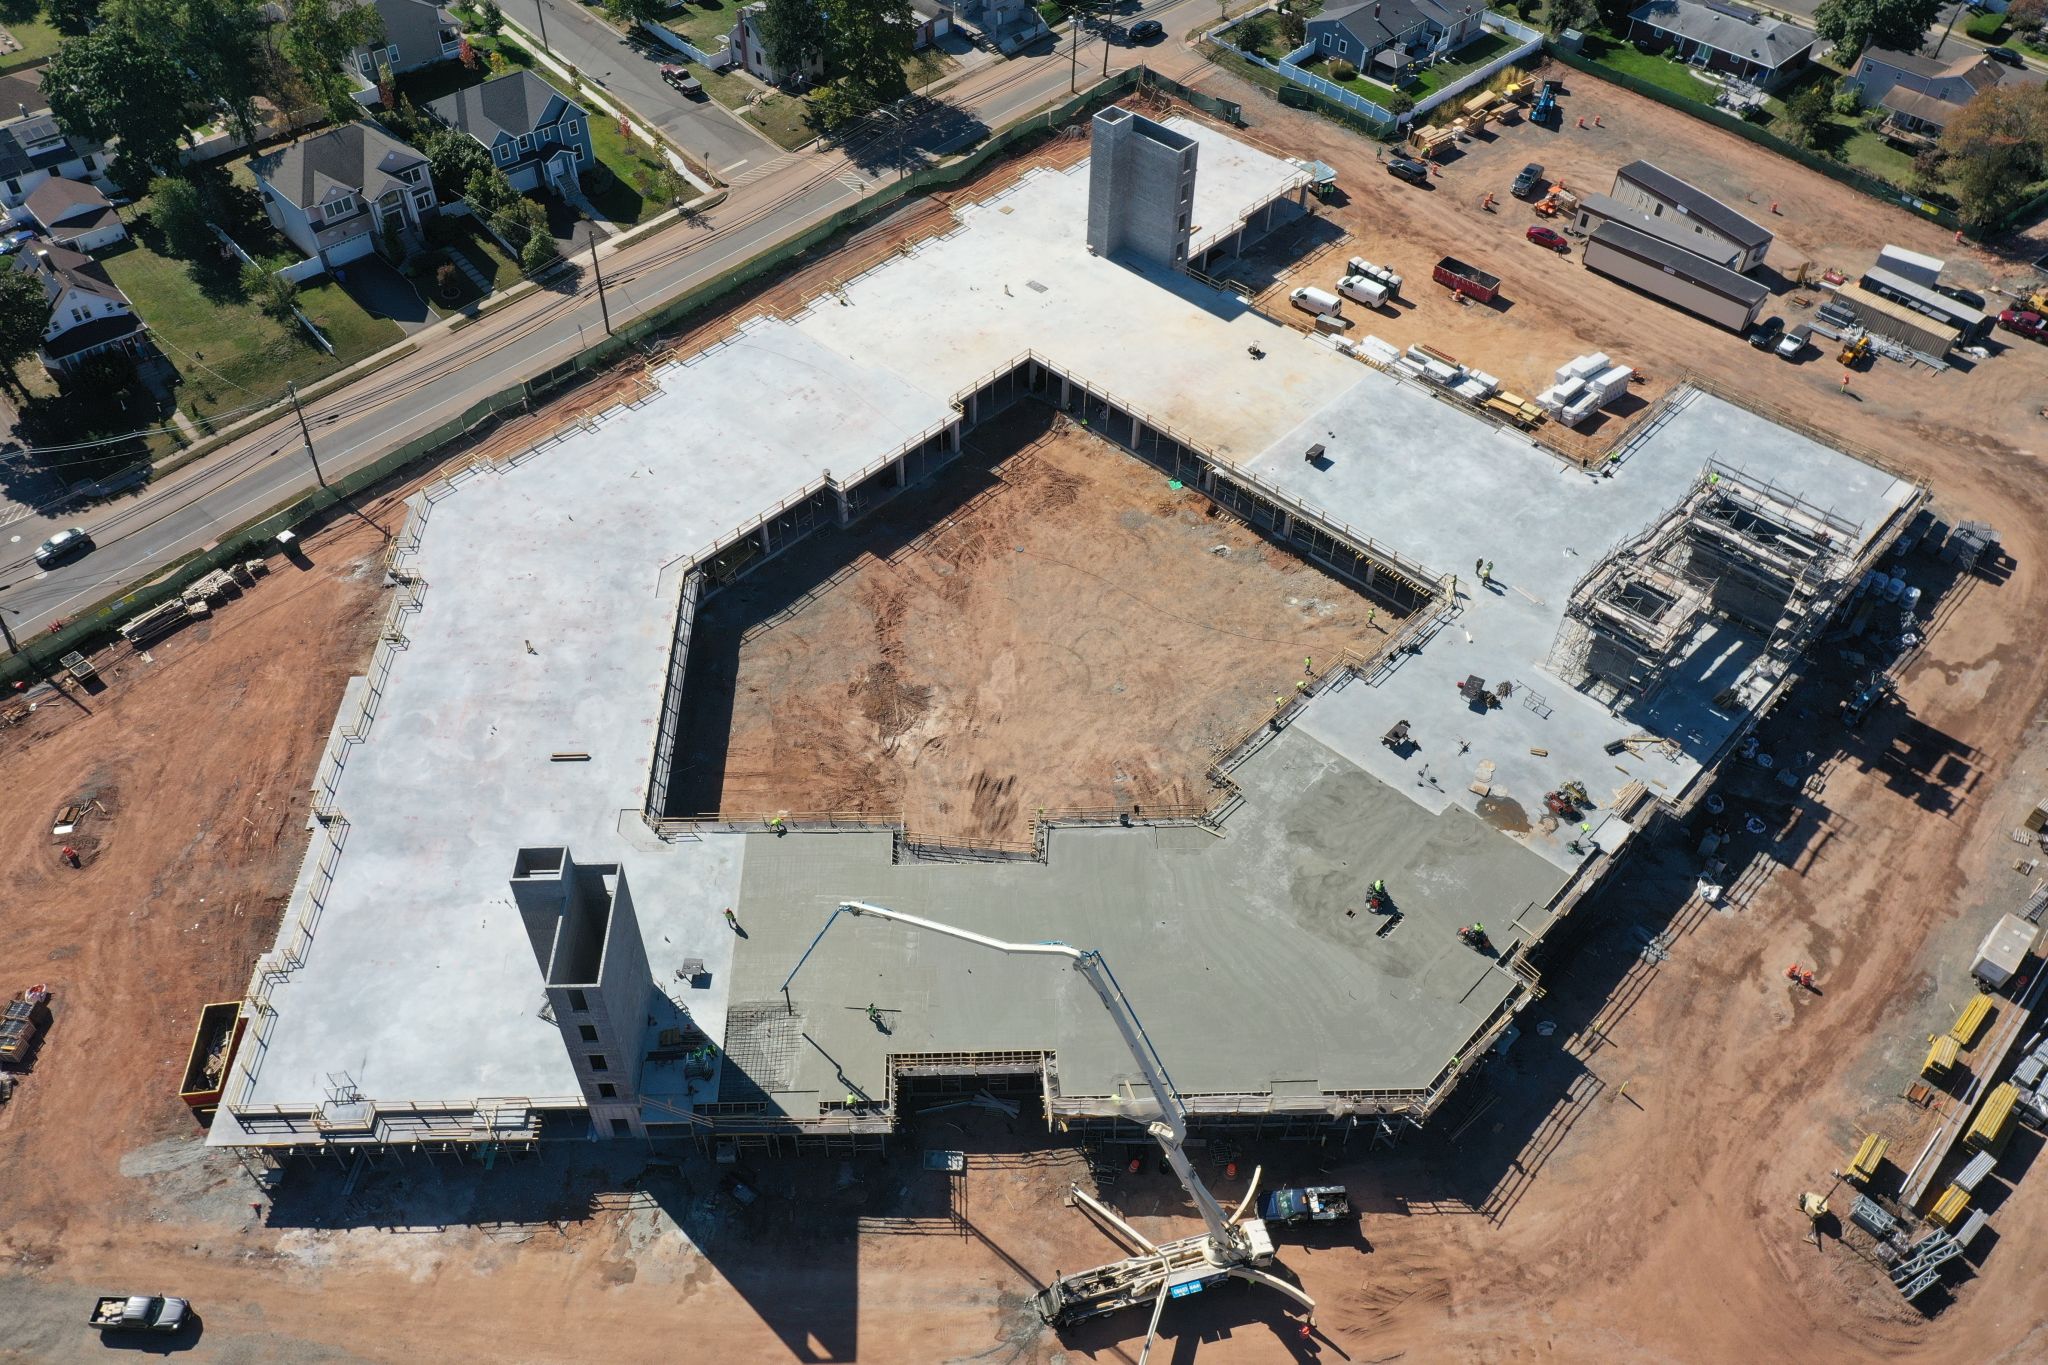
[1950,994,1993,1047]
[1928,1185,1969,1227]
[1845,1133,1889,1185]
[1922,1034,1959,1078]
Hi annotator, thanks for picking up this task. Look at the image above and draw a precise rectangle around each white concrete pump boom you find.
[784,899,1317,1346]
[835,900,1239,1249]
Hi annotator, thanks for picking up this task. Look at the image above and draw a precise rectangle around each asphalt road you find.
[524,0,778,176]
[0,0,1208,642]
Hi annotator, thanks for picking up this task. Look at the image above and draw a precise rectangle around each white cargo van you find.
[1338,275,1388,309]
[1291,286,1342,317]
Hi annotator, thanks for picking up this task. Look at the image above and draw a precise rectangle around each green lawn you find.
[1402,31,1516,98]
[96,231,400,429]
[440,215,521,289]
[1578,34,1720,104]
[0,12,62,74]
[741,90,818,150]
[1836,125,1916,183]
[660,0,738,52]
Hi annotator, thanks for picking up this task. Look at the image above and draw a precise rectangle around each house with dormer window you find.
[250,123,438,269]
[427,71,593,196]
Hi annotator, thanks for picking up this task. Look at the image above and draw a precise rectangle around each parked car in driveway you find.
[1999,308,2046,340]
[34,527,93,568]
[1525,225,1569,252]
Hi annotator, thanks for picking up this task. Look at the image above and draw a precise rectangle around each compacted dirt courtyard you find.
[669,405,1382,844]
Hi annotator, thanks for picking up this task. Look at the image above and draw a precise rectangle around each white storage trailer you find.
[1972,913,2039,990]
[1581,221,1768,333]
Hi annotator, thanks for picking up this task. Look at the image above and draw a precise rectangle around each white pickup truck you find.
[90,1295,191,1334]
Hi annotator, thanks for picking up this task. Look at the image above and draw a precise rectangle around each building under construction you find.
[208,110,1925,1174]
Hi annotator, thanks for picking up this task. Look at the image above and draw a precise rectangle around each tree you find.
[756,0,827,83]
[423,126,496,198]
[45,0,102,35]
[279,0,389,118]
[1812,0,1944,59]
[1780,79,1834,149]
[1548,0,1597,34]
[601,0,666,24]
[520,226,558,273]
[240,260,300,319]
[1940,85,2048,225]
[831,0,912,114]
[476,0,504,34]
[44,32,196,181]
[0,267,53,396]
[2010,0,2047,34]
[145,175,216,259]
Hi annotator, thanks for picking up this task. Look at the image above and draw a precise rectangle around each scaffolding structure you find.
[1549,462,1864,704]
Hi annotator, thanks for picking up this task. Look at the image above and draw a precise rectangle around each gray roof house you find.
[1848,47,2039,135]
[1626,0,1814,91]
[13,242,149,377]
[350,0,464,79]
[250,122,438,269]
[427,71,593,196]
[1305,0,1489,83]
[24,177,126,252]
[0,77,112,210]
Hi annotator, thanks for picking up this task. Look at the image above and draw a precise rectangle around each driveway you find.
[527,0,775,179]
[336,256,433,335]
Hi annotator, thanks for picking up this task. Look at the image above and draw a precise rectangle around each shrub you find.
[435,263,461,297]
[1832,81,1862,116]
[1329,58,1357,81]
[1385,91,1415,114]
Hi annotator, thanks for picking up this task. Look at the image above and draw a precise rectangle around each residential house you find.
[250,122,438,270]
[936,0,1043,56]
[1306,0,1489,86]
[0,73,113,210]
[1847,46,2037,136]
[13,242,150,378]
[909,0,954,50]
[727,3,829,86]
[427,71,593,196]
[349,0,464,80]
[24,179,127,252]
[1625,0,1814,92]
[1608,161,1772,273]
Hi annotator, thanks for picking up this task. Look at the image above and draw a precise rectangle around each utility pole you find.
[1930,1,1962,58]
[1071,4,1081,92]
[534,0,552,53]
[589,234,611,335]
[287,381,324,485]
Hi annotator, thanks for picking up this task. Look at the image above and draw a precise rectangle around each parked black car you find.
[1127,18,1163,40]
[1511,162,1544,198]
[1748,316,1785,350]
[1387,156,1431,187]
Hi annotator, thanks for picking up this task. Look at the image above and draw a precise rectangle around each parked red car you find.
[1999,308,2046,340]
[1526,225,1570,253]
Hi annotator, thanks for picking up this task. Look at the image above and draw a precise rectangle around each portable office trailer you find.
[1581,221,1768,333]
[1972,913,2038,990]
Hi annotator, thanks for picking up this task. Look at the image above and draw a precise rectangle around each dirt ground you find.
[1231,65,2047,463]
[672,405,1380,844]
[6,62,2048,1365]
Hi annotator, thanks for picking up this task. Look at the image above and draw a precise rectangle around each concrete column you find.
[949,422,962,453]
[758,523,774,555]
[1200,463,1216,492]
[1265,200,1276,230]
[894,455,908,486]
[1131,412,1141,448]
[832,485,850,528]
[968,392,980,424]
[1060,375,1071,407]
[1277,512,1293,540]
